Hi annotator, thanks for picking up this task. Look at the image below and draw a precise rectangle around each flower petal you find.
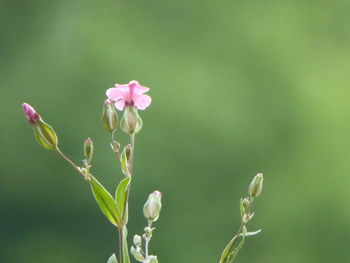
[106,88,125,101]
[129,80,149,94]
[134,94,151,110]
[114,100,125,111]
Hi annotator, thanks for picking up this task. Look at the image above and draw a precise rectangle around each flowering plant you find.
[22,80,263,263]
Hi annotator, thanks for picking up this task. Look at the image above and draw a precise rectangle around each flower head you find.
[106,80,151,111]
[22,103,40,124]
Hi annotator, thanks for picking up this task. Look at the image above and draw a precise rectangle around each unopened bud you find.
[111,140,120,152]
[248,173,263,197]
[102,99,118,133]
[84,138,94,162]
[22,103,58,150]
[240,197,250,217]
[242,198,250,210]
[133,235,142,247]
[22,103,40,124]
[143,191,162,222]
[120,106,142,134]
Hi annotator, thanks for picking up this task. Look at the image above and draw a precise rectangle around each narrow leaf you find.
[227,235,245,263]
[220,235,238,263]
[120,150,129,176]
[115,177,131,224]
[240,229,262,237]
[90,175,121,227]
[107,253,118,263]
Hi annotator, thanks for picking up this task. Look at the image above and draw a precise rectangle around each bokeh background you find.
[1,0,350,262]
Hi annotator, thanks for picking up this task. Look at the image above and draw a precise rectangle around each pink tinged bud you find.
[22,103,40,124]
[22,103,58,150]
[143,191,162,222]
[106,80,151,111]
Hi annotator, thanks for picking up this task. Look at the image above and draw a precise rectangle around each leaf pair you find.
[90,176,131,228]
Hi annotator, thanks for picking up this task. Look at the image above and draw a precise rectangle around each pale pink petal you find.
[115,100,125,111]
[129,80,149,94]
[114,84,129,91]
[106,88,125,101]
[134,94,151,110]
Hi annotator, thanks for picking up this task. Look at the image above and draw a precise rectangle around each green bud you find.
[133,234,142,247]
[102,100,118,133]
[84,138,93,162]
[120,106,142,134]
[240,197,250,217]
[242,198,250,211]
[33,120,58,150]
[111,140,120,153]
[248,173,263,197]
[22,103,58,151]
[143,191,162,222]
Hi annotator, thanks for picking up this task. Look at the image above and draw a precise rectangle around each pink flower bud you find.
[22,102,58,150]
[22,103,40,124]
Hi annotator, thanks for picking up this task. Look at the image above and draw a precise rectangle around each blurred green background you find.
[1,0,350,262]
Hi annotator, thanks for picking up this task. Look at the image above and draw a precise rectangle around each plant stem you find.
[119,227,124,263]
[129,133,135,173]
[231,197,255,252]
[56,148,86,179]
[118,133,135,263]
[145,220,153,260]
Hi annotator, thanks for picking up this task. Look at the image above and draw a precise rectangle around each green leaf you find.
[239,199,245,218]
[220,235,238,263]
[220,231,246,263]
[122,226,131,263]
[90,175,121,227]
[120,150,129,176]
[240,229,262,237]
[115,177,131,224]
[107,254,118,263]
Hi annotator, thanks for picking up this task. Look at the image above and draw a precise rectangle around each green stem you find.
[229,197,255,255]
[56,148,86,179]
[118,133,135,263]
[145,220,153,260]
[119,228,124,263]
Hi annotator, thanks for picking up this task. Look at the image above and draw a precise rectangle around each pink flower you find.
[22,103,40,124]
[106,80,151,111]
